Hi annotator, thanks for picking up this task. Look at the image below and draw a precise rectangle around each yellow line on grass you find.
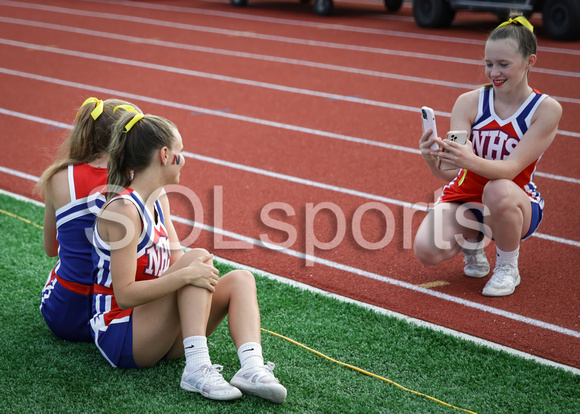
[262,328,478,414]
[0,208,43,229]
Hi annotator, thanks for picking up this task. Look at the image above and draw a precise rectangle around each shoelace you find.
[491,263,515,284]
[249,362,279,384]
[200,364,228,385]
[463,250,485,266]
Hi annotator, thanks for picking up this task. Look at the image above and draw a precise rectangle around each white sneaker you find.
[230,362,287,404]
[181,364,242,401]
[462,248,490,278]
[482,263,520,297]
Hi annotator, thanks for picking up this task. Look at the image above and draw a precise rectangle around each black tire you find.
[230,0,247,7]
[542,0,580,41]
[413,0,455,28]
[384,0,403,12]
[314,0,333,16]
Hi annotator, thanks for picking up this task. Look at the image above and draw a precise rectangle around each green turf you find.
[0,192,578,413]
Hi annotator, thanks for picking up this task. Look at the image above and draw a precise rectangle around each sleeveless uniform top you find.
[40,163,107,342]
[437,87,548,207]
[90,189,171,353]
[54,164,107,288]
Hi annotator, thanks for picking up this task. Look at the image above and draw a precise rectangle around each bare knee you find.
[228,270,256,288]
[482,179,517,213]
[219,270,256,295]
[414,236,442,266]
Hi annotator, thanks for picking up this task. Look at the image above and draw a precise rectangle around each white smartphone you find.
[421,106,439,151]
[439,130,468,170]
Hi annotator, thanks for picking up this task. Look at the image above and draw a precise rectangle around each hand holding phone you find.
[439,130,468,170]
[421,106,439,151]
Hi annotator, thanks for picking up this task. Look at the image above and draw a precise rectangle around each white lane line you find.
[2,105,579,188]
[0,1,578,78]
[66,0,580,55]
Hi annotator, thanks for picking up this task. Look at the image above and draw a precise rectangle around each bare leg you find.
[131,248,213,367]
[206,270,261,348]
[482,179,532,251]
[414,202,482,266]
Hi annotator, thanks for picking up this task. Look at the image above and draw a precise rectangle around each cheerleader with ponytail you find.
[415,13,562,297]
[90,112,287,403]
[38,97,141,342]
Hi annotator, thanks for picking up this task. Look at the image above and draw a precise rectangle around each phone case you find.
[421,106,439,151]
[439,130,468,170]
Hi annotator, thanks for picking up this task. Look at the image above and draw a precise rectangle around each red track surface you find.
[1,0,579,369]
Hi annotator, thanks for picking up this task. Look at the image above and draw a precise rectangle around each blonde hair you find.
[106,112,176,199]
[36,98,141,194]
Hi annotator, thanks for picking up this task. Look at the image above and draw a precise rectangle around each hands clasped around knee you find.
[185,254,219,292]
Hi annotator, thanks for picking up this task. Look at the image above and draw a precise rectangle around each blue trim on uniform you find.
[523,201,543,240]
[474,88,492,126]
[458,200,543,241]
[517,93,542,135]
[116,316,139,369]
[40,271,93,342]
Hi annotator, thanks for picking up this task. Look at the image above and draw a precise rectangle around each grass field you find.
[0,191,578,413]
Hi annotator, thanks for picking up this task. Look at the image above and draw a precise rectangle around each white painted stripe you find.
[214,254,580,376]
[0,17,478,91]
[85,0,580,56]
[534,171,580,184]
[2,104,579,188]
[0,188,44,206]
[3,16,580,106]
[0,1,578,78]
[2,37,579,136]
[2,187,578,374]
[184,152,424,209]
[0,38,447,114]
[2,162,579,248]
[0,165,39,182]
[9,16,580,106]
[167,216,580,340]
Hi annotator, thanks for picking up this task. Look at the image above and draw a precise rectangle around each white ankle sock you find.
[496,247,519,267]
[184,336,211,372]
[237,342,264,369]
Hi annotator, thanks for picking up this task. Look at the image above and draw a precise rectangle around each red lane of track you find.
[1,0,579,368]
[2,3,579,112]
[1,58,577,243]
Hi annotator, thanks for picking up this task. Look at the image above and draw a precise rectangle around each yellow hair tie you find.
[124,113,144,132]
[77,97,104,120]
[113,105,140,114]
[496,16,534,33]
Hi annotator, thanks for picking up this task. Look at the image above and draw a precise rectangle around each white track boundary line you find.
[2,106,580,190]
[1,36,579,134]
[0,17,480,91]
[4,16,578,106]
[0,187,578,375]
[1,0,578,79]
[1,71,580,181]
[84,0,580,56]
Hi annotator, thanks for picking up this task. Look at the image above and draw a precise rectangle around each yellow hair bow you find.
[113,104,140,114]
[496,16,534,33]
[124,113,144,132]
[77,97,104,120]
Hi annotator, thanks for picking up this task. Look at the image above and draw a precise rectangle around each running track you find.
[0,0,579,370]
